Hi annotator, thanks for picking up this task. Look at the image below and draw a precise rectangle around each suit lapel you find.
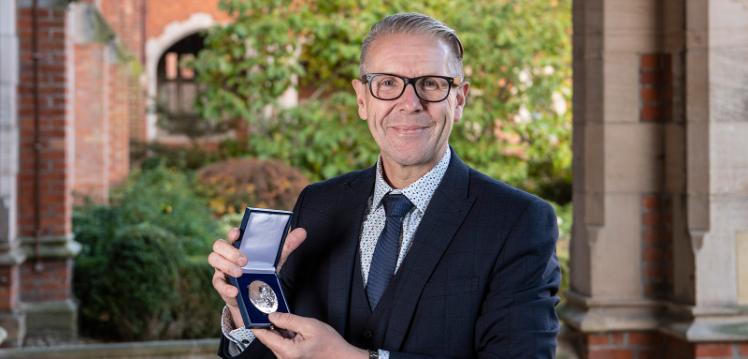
[326,167,375,334]
[383,150,476,350]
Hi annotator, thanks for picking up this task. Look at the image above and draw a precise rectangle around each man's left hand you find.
[253,312,369,359]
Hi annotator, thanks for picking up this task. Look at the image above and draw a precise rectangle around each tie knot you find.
[382,193,413,220]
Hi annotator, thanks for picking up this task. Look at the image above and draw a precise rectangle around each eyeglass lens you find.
[370,75,451,102]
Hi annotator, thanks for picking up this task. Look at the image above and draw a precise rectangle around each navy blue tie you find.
[367,193,414,309]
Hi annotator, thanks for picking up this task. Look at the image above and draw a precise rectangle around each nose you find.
[397,83,424,112]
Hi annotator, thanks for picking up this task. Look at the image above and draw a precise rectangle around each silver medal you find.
[248,280,279,314]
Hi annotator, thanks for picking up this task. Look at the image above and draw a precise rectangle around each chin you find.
[387,151,433,167]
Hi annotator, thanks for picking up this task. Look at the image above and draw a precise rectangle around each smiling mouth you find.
[390,126,430,135]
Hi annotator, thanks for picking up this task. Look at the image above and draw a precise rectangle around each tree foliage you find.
[191,0,572,203]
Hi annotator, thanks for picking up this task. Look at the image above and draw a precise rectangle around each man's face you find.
[352,33,469,174]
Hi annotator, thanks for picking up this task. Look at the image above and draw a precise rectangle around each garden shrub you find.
[76,223,183,340]
[196,157,309,214]
[113,165,220,255]
[74,165,224,340]
[130,139,251,172]
[130,140,222,172]
[171,257,226,338]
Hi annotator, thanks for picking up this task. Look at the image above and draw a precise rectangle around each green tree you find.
[191,0,571,204]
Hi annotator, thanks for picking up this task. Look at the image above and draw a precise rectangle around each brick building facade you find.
[0,0,228,346]
[0,0,746,355]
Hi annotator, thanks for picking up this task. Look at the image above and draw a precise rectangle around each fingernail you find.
[238,255,248,265]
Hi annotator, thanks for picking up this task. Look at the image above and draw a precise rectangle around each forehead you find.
[364,32,455,76]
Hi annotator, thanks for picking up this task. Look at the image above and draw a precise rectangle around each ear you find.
[452,82,470,122]
[351,79,368,120]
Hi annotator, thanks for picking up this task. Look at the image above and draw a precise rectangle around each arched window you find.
[155,33,215,142]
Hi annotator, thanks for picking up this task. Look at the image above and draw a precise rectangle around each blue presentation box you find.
[230,207,292,329]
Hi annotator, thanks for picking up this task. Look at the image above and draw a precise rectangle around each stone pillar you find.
[662,0,748,350]
[0,0,26,348]
[16,0,80,345]
[562,0,674,354]
[563,0,748,357]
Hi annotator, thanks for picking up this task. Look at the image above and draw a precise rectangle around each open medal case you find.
[230,207,292,328]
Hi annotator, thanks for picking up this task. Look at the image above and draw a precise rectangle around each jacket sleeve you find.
[218,334,274,359]
[474,199,561,358]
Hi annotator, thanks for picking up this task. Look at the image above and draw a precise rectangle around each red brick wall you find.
[118,1,148,142]
[640,53,673,123]
[20,260,72,303]
[107,64,130,185]
[575,329,748,359]
[585,331,663,358]
[17,5,72,237]
[146,0,230,40]
[73,43,108,203]
[641,194,673,299]
[100,0,144,53]
[73,0,147,203]
[639,53,674,300]
[100,0,145,177]
[16,3,76,309]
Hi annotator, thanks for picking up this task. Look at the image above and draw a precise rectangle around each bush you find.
[172,257,226,338]
[196,157,309,214]
[130,139,253,172]
[76,224,183,340]
[130,140,222,172]
[112,165,220,255]
[74,165,224,340]
[75,165,219,257]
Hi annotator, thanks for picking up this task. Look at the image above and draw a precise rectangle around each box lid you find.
[237,207,292,272]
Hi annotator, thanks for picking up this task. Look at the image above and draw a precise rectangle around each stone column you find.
[16,0,80,345]
[662,0,748,349]
[563,0,748,357]
[0,0,26,348]
[562,0,677,354]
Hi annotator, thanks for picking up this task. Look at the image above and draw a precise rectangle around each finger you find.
[268,312,311,334]
[212,239,247,266]
[226,227,241,244]
[208,251,243,278]
[253,328,292,357]
[212,270,239,302]
[278,228,307,269]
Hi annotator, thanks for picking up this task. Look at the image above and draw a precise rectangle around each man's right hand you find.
[209,227,307,328]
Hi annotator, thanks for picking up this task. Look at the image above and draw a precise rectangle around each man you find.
[209,12,561,358]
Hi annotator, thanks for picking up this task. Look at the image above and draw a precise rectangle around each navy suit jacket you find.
[219,150,561,358]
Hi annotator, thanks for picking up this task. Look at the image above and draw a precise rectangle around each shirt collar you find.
[373,147,451,214]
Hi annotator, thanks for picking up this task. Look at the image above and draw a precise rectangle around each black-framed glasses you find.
[361,73,462,103]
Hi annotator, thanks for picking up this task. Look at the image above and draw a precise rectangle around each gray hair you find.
[359,12,464,77]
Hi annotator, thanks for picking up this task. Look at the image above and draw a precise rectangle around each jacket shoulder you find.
[296,167,373,206]
[468,168,554,215]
